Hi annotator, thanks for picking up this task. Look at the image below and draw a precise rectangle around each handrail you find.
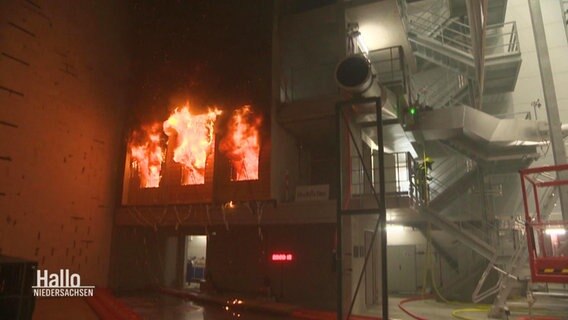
[406,1,519,59]
[493,111,532,120]
[410,155,475,206]
[485,21,520,56]
[351,151,413,197]
[409,15,474,55]
[368,46,407,90]
[411,53,470,108]
[408,0,450,33]
[486,186,559,314]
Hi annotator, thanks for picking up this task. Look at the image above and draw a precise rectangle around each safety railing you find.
[403,0,520,59]
[406,0,450,36]
[350,152,412,198]
[368,46,407,92]
[417,70,469,109]
[458,219,499,245]
[404,0,473,55]
[430,20,472,54]
[521,164,568,283]
[485,21,520,57]
[493,111,532,120]
[427,156,475,202]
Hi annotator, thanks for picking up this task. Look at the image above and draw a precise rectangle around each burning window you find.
[163,104,222,185]
[219,105,262,181]
[128,123,166,188]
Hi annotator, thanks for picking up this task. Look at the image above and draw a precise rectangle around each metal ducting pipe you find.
[335,55,374,94]
[335,55,398,119]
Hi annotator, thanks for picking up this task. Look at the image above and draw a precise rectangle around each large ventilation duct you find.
[335,54,398,119]
[407,105,568,147]
[335,55,373,94]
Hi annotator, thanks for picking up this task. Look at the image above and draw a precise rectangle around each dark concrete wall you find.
[207,224,337,309]
[0,0,130,286]
[109,226,188,290]
[110,223,338,310]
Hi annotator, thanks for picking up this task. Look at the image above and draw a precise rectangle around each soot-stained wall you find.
[206,224,337,309]
[0,0,130,286]
[110,224,337,310]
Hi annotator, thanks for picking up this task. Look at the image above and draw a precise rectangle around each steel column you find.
[528,0,568,220]
[336,97,387,320]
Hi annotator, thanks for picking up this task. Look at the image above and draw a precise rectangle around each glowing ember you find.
[220,105,262,181]
[128,123,165,188]
[163,104,221,185]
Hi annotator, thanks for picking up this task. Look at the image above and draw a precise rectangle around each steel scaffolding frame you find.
[336,97,388,320]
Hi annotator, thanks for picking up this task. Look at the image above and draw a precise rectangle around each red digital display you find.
[271,253,293,262]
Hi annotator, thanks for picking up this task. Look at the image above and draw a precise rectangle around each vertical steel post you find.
[336,103,344,320]
[376,101,389,320]
[528,0,568,220]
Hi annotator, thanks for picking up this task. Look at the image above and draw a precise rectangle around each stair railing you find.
[419,70,469,109]
[475,185,558,310]
[485,21,520,57]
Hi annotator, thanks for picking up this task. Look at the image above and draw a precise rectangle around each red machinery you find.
[521,164,568,283]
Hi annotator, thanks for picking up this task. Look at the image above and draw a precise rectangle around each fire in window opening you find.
[128,123,166,188]
[164,104,222,185]
[219,105,262,181]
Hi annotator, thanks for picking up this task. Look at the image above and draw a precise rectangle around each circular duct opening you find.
[335,55,372,93]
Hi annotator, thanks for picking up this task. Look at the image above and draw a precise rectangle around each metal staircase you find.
[396,1,558,314]
[411,154,497,260]
[399,0,521,101]
[422,206,496,260]
[428,168,479,212]
[486,184,559,317]
[448,0,508,25]
[407,10,476,78]
[417,70,470,109]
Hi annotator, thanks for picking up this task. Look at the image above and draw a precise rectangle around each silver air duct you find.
[335,55,373,93]
[335,54,398,119]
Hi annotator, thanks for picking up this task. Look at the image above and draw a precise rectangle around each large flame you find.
[129,123,165,188]
[163,104,221,185]
[220,105,262,181]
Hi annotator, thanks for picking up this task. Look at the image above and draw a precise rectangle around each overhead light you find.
[545,228,566,235]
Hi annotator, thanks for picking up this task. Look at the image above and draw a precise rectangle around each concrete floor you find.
[118,292,296,320]
[368,296,568,320]
[29,292,568,320]
[33,297,98,320]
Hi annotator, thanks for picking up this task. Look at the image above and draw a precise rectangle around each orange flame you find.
[220,105,262,181]
[163,104,222,185]
[128,123,165,188]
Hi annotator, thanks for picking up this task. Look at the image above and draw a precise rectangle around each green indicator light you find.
[409,107,417,115]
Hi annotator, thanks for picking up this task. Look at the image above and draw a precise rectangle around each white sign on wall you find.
[295,184,329,202]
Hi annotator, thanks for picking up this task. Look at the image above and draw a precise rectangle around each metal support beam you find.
[336,97,388,320]
[336,104,344,320]
[377,102,389,320]
[529,0,568,220]
[466,0,488,109]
